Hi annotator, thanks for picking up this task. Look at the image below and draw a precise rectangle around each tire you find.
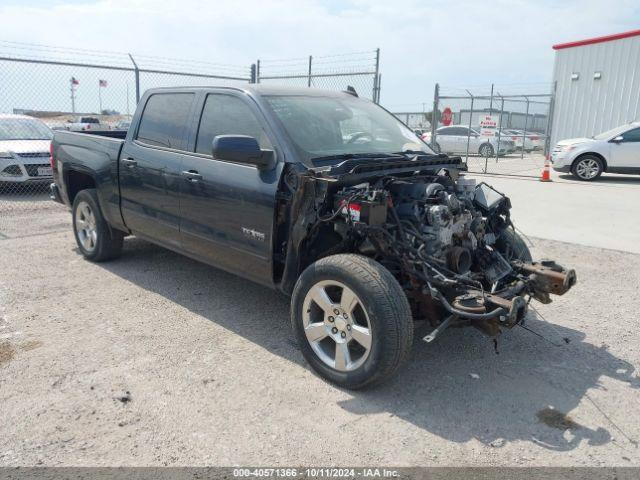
[571,155,603,181]
[479,143,494,157]
[291,254,413,389]
[495,229,532,262]
[72,189,123,262]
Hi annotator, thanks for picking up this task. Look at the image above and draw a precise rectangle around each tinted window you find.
[196,94,272,154]
[136,93,195,150]
[621,128,640,142]
[437,127,455,135]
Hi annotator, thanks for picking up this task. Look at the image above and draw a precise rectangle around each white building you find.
[550,29,640,149]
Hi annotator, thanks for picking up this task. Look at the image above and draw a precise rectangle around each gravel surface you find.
[1,211,639,466]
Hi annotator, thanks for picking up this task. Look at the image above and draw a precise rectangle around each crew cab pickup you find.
[51,86,576,389]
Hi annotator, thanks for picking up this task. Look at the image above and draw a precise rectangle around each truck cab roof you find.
[143,84,361,100]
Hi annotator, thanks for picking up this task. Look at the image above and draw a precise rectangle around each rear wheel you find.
[291,254,413,389]
[479,143,494,157]
[572,155,603,181]
[72,189,124,262]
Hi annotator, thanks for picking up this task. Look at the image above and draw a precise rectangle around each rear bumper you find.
[49,183,64,204]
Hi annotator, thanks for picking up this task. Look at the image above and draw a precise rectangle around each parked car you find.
[0,114,53,185]
[50,86,575,389]
[551,122,640,181]
[114,120,131,130]
[502,129,535,152]
[422,125,516,156]
[65,116,107,132]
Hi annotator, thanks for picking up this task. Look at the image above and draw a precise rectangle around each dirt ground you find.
[0,208,639,467]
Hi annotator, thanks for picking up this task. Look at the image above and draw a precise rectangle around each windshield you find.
[0,118,53,141]
[263,94,434,164]
[593,124,632,140]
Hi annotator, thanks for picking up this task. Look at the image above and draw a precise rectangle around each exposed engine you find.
[318,171,576,339]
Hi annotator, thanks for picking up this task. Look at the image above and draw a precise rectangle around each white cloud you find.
[0,0,639,109]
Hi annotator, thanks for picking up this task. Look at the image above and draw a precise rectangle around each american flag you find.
[71,77,79,85]
[99,79,108,87]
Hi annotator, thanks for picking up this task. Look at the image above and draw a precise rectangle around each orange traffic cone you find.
[540,156,552,182]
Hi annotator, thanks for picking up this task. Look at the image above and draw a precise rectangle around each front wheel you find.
[572,155,603,181]
[72,189,124,262]
[291,254,413,389]
[495,229,532,262]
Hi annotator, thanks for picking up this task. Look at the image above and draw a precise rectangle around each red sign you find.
[441,107,453,126]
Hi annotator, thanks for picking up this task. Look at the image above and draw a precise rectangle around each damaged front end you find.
[277,154,576,343]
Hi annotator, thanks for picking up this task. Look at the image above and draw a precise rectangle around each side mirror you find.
[212,135,275,169]
[611,135,624,143]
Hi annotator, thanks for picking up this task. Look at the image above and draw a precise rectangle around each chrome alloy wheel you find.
[480,144,493,157]
[302,280,372,372]
[575,158,600,180]
[75,201,98,252]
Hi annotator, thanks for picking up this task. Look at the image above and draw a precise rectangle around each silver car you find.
[423,125,515,156]
[0,114,53,185]
[551,122,640,181]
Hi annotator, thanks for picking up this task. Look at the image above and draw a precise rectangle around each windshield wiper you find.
[310,152,404,163]
[391,150,438,156]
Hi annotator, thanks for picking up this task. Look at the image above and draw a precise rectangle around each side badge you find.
[242,227,266,242]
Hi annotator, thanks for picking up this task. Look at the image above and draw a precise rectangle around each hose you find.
[434,290,506,321]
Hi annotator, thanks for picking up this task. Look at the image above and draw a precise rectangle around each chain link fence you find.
[0,42,383,239]
[394,84,555,177]
[256,49,381,102]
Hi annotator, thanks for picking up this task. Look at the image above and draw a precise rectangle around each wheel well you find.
[572,152,608,172]
[65,170,96,203]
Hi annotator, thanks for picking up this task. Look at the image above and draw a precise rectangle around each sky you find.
[0,0,639,112]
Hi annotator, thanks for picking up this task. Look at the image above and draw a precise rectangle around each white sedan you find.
[0,114,53,184]
[551,122,640,181]
[422,126,516,156]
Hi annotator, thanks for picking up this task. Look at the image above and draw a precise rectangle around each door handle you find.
[182,170,203,182]
[122,158,137,168]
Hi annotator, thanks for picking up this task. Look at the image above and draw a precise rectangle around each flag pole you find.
[70,78,76,114]
[98,83,103,113]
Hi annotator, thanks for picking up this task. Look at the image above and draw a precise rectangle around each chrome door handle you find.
[122,158,137,168]
[182,170,203,182]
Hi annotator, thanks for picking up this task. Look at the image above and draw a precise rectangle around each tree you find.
[424,109,442,125]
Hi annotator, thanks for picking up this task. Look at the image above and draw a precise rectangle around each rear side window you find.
[450,127,469,136]
[136,93,195,150]
[195,94,272,155]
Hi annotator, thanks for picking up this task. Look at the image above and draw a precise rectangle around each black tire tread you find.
[497,229,532,262]
[291,254,413,389]
[72,189,124,262]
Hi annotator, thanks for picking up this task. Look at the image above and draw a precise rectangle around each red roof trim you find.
[553,29,640,50]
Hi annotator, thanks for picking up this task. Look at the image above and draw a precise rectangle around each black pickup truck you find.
[50,85,576,388]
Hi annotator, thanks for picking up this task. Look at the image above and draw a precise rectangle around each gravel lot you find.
[1,207,639,467]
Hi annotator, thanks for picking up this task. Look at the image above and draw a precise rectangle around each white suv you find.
[422,126,515,157]
[552,122,640,181]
